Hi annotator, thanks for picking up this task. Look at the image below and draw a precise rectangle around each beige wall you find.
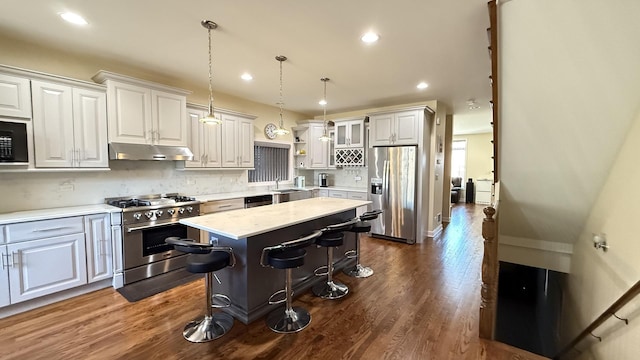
[561,109,640,359]
[453,132,493,185]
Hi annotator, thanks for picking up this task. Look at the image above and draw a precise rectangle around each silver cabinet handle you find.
[34,226,72,232]
[218,204,232,209]
[1,254,7,270]
[126,221,178,232]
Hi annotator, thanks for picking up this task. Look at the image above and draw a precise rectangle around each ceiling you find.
[0,0,492,131]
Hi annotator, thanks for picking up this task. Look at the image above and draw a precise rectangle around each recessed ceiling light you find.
[319,99,327,105]
[241,73,253,81]
[417,82,429,89]
[59,12,88,25]
[361,32,379,43]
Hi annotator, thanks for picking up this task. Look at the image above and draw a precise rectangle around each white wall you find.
[562,108,640,360]
[498,0,640,270]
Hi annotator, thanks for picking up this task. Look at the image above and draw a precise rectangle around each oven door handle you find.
[126,222,179,233]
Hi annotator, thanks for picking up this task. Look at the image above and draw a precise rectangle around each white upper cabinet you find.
[0,73,31,119]
[184,106,222,168]
[334,118,364,148]
[309,123,328,168]
[221,112,254,168]
[31,80,108,168]
[92,71,190,146]
[369,109,421,146]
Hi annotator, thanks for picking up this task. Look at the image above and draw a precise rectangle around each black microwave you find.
[0,120,29,164]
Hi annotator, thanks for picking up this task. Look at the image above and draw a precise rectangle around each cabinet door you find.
[0,73,31,118]
[394,110,420,145]
[185,108,205,168]
[7,233,87,304]
[152,89,187,146]
[348,121,364,147]
[0,246,9,307]
[327,128,336,168]
[31,80,75,168]
[369,114,394,146]
[111,225,123,274]
[237,118,254,168]
[72,88,108,168]
[108,81,152,144]
[85,214,113,283]
[220,114,239,167]
[335,122,349,148]
[309,124,328,168]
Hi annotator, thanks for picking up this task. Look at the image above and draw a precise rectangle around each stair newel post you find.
[479,206,498,339]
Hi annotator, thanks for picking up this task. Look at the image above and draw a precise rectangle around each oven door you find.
[123,222,200,270]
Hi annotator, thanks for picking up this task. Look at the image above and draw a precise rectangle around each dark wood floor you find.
[0,204,547,359]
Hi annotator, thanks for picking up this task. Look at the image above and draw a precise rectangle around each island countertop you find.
[179,197,370,239]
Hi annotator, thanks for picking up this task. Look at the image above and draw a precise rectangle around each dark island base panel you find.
[210,210,357,325]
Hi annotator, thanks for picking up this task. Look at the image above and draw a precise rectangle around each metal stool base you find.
[344,264,374,278]
[266,306,311,333]
[183,312,234,343]
[312,280,349,299]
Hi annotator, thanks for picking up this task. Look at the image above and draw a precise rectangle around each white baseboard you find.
[427,224,443,238]
[0,279,111,319]
[498,235,573,273]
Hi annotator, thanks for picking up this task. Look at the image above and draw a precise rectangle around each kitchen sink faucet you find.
[275,177,280,190]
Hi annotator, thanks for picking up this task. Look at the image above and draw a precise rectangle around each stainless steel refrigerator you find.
[368,146,417,244]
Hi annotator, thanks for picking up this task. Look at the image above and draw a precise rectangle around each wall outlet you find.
[354,176,362,181]
[58,184,74,192]
[186,178,196,185]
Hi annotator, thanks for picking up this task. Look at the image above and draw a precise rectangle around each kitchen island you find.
[179,197,370,324]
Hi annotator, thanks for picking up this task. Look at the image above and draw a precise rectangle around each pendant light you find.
[318,77,331,142]
[273,55,290,136]
[200,20,222,125]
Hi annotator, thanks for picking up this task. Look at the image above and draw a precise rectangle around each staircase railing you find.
[479,182,500,339]
[554,280,640,359]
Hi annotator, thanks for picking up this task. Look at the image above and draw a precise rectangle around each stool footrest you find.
[344,249,357,259]
[313,265,329,277]
[268,289,291,305]
[211,293,232,308]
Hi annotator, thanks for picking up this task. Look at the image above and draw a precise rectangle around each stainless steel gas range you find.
[106,193,201,285]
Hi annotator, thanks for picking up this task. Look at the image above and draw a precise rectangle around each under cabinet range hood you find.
[109,142,194,161]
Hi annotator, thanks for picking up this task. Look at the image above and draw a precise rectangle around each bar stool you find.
[260,230,323,333]
[165,237,236,343]
[312,218,358,300]
[344,209,383,278]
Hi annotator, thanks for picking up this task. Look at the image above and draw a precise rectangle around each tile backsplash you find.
[0,161,250,213]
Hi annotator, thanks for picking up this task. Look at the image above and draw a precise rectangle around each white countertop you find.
[192,186,365,202]
[0,204,122,225]
[180,197,370,239]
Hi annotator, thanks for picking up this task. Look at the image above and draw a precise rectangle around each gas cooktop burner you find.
[105,193,199,209]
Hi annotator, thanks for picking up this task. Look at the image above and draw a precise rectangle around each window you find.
[451,139,467,181]
[248,141,290,183]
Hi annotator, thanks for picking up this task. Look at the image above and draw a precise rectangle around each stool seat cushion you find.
[186,251,231,274]
[268,248,307,269]
[316,233,344,247]
[350,221,371,233]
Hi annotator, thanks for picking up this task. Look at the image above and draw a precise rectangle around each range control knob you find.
[156,210,164,217]
[145,211,154,219]
[186,206,193,213]
[133,213,142,220]
[167,209,175,216]
[178,208,185,214]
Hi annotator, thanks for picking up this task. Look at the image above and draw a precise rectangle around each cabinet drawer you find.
[7,216,84,243]
[317,189,329,197]
[328,190,347,199]
[347,191,367,200]
[201,198,244,214]
[0,225,5,244]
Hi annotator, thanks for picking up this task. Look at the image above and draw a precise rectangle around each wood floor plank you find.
[0,204,548,360]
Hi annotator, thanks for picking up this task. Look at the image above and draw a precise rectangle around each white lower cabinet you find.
[85,214,113,283]
[7,234,87,304]
[0,245,9,307]
[1,212,114,308]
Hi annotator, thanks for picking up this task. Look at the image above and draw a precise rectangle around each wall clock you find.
[264,123,278,139]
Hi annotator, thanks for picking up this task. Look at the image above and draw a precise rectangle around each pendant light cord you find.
[279,59,284,128]
[208,27,214,112]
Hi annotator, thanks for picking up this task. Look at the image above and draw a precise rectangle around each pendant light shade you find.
[319,77,331,142]
[274,55,290,136]
[200,20,222,125]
